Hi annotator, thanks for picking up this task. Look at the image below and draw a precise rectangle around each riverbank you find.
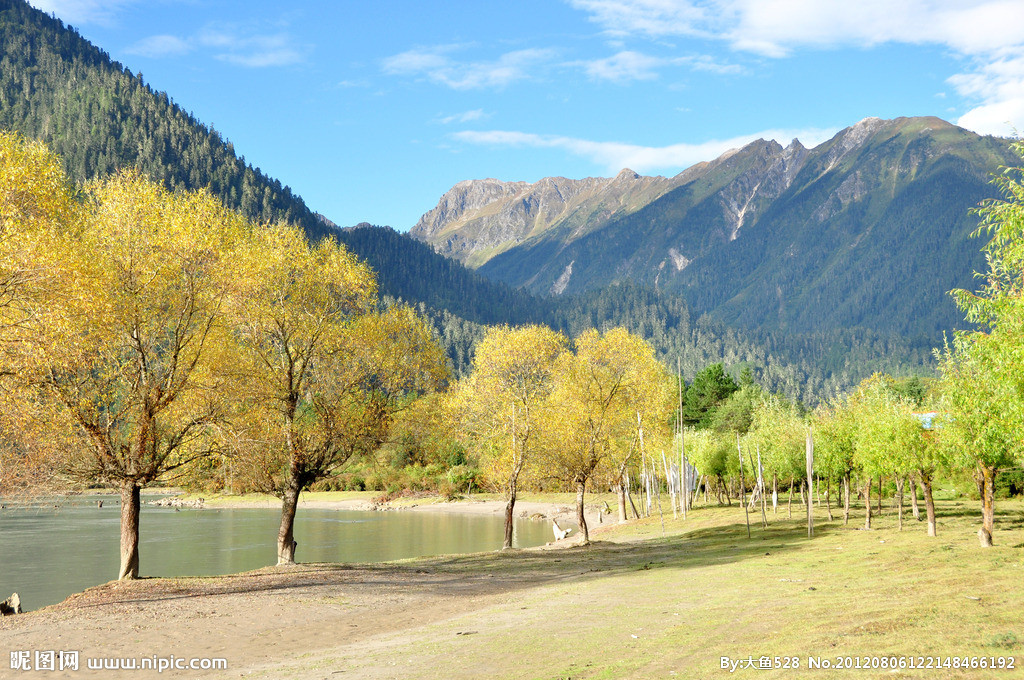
[153,490,616,531]
[3,498,1023,679]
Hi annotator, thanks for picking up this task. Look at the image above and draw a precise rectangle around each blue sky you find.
[27,0,1024,231]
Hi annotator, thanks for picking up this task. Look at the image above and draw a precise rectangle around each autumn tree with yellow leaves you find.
[0,131,81,497]
[5,160,248,579]
[1,133,448,575]
[222,225,447,564]
[449,325,567,548]
[539,328,669,544]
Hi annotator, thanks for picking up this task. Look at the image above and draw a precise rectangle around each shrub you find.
[447,465,479,492]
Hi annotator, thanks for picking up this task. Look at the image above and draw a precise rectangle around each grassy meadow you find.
[259,493,1024,679]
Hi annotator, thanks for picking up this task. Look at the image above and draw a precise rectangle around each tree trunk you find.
[576,479,590,545]
[825,477,834,521]
[895,477,904,532]
[118,482,141,581]
[920,471,937,537]
[787,477,793,518]
[909,473,920,520]
[978,465,996,547]
[617,478,628,524]
[503,479,517,549]
[864,477,872,530]
[877,476,883,515]
[843,474,850,526]
[277,480,300,565]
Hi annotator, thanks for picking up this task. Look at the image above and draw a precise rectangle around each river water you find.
[0,496,552,611]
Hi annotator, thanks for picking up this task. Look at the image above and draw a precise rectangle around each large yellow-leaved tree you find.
[449,324,566,548]
[224,225,447,564]
[11,168,248,579]
[540,328,668,544]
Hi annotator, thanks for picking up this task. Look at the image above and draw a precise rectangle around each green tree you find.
[938,330,1021,546]
[750,395,805,517]
[942,138,1024,547]
[814,399,858,524]
[682,363,738,428]
[684,428,730,505]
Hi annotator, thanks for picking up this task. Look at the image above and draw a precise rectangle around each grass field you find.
[264,494,1024,679]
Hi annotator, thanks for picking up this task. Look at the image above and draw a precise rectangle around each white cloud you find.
[568,0,1024,55]
[453,126,837,174]
[123,25,306,68]
[950,53,1024,136]
[568,0,714,39]
[567,0,1024,137]
[727,0,1024,57]
[27,0,136,26]
[438,109,489,125]
[570,50,742,82]
[125,34,192,58]
[685,54,743,74]
[576,50,665,82]
[198,28,305,67]
[382,46,558,90]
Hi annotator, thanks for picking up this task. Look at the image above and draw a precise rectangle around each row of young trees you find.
[0,131,447,578]
[678,141,1024,548]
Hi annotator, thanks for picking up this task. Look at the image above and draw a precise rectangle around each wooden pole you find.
[625,471,641,519]
[662,450,677,520]
[806,428,814,538]
[653,455,666,536]
[757,444,768,528]
[736,434,751,539]
[677,358,687,519]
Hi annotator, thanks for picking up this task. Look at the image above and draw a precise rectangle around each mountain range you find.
[412,117,1015,339]
[1,0,999,401]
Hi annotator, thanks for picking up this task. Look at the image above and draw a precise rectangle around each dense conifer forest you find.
[0,0,333,240]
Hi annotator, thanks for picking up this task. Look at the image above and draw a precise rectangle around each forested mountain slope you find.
[416,117,1015,338]
[0,0,334,239]
[340,225,934,403]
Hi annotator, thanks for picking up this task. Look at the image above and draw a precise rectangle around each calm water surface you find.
[0,496,552,611]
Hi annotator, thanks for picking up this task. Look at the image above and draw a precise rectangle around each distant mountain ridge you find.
[412,116,1015,338]
[412,169,681,268]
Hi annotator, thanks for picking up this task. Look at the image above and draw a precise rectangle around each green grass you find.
[269,495,1024,679]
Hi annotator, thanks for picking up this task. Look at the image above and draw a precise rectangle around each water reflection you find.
[0,497,552,611]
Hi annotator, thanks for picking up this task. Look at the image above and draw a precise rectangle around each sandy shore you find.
[0,494,621,679]
[310,498,611,530]
[173,492,614,531]
[0,493,623,679]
